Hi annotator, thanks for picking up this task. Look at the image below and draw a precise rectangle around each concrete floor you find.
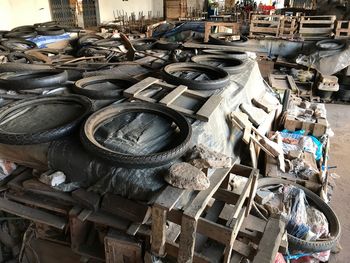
[326,104,350,263]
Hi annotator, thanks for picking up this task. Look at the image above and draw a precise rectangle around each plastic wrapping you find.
[296,45,350,75]
[48,61,274,201]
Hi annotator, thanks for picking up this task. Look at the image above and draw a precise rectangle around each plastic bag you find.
[284,186,310,239]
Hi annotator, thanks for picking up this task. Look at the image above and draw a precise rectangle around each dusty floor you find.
[326,104,350,263]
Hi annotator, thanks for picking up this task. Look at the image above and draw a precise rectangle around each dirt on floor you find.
[326,104,350,263]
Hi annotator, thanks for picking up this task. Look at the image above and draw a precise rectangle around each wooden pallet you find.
[124,77,222,122]
[151,163,259,263]
[279,16,298,37]
[249,15,283,38]
[335,20,350,39]
[299,15,336,40]
[204,21,239,42]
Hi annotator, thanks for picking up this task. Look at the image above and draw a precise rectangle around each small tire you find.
[162,62,230,90]
[0,95,92,145]
[254,178,341,253]
[80,102,192,168]
[0,70,68,90]
[191,55,247,74]
[73,75,135,100]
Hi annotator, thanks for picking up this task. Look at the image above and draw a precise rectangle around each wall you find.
[98,0,163,23]
[0,0,51,30]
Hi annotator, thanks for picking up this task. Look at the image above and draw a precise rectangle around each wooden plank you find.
[196,95,222,122]
[197,217,232,244]
[223,207,247,262]
[72,189,100,211]
[159,85,188,106]
[0,198,66,229]
[226,169,256,227]
[5,192,71,215]
[184,167,232,219]
[178,215,198,262]
[101,193,151,223]
[123,76,160,97]
[178,167,231,262]
[151,206,167,256]
[252,217,285,263]
[154,186,188,210]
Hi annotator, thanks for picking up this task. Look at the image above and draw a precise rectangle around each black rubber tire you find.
[34,21,58,27]
[162,62,230,90]
[254,178,341,253]
[0,45,10,53]
[4,31,37,39]
[0,31,9,38]
[78,34,104,46]
[191,55,247,74]
[0,95,92,145]
[7,52,34,64]
[154,40,181,50]
[202,49,248,60]
[1,39,37,51]
[92,38,122,47]
[80,102,192,168]
[131,38,157,51]
[209,33,248,46]
[35,26,65,36]
[316,39,345,51]
[73,75,135,100]
[61,26,83,33]
[11,25,35,32]
[0,70,68,90]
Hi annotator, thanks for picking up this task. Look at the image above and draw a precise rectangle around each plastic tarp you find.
[48,60,272,201]
[297,45,350,75]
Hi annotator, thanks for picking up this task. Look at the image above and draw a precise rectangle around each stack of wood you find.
[299,15,336,40]
[335,20,350,39]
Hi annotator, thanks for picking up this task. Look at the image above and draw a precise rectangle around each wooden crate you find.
[249,15,283,38]
[335,20,350,39]
[204,21,240,42]
[299,15,336,40]
[279,16,298,37]
[151,163,259,263]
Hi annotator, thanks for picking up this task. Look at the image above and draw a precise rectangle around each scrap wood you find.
[230,112,286,172]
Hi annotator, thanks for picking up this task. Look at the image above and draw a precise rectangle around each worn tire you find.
[162,62,230,90]
[73,75,135,99]
[35,26,65,36]
[316,39,345,51]
[4,31,37,39]
[0,70,68,90]
[191,55,247,74]
[0,95,92,145]
[80,102,192,168]
[209,33,248,46]
[254,178,341,253]
[1,39,37,51]
[131,38,157,51]
[154,40,181,50]
[78,34,104,46]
